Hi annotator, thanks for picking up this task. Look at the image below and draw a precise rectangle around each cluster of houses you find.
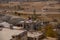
[0,12,60,40]
[0,13,48,31]
[0,13,45,40]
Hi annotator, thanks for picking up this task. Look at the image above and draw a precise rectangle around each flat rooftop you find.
[28,32,43,38]
[0,28,26,40]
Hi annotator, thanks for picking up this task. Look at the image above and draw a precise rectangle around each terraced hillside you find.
[0,1,60,22]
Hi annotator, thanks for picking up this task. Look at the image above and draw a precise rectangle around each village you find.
[0,0,60,40]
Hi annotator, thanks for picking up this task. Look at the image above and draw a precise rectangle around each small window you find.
[28,37,33,40]
[12,36,15,38]
[18,13,21,16]
[43,8,48,12]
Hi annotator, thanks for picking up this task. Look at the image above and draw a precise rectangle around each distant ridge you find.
[0,0,60,3]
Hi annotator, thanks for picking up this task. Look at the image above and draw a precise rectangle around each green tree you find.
[31,9,37,20]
